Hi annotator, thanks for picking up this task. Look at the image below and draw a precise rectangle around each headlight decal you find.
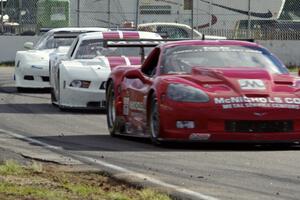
[69,80,91,88]
[167,83,209,103]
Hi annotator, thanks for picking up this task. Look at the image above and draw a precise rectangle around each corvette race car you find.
[14,27,108,91]
[106,40,300,144]
[50,31,162,110]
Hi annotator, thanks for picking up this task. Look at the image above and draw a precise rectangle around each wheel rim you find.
[108,85,116,129]
[150,98,159,139]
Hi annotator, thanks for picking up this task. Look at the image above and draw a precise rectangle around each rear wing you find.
[53,30,108,39]
[102,38,256,63]
[53,32,85,39]
[103,39,166,63]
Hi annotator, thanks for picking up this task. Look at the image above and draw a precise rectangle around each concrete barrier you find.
[0,36,40,63]
[257,40,300,66]
[0,36,299,66]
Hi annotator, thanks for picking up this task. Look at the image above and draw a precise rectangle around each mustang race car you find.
[106,40,300,144]
[14,27,108,91]
[50,31,162,110]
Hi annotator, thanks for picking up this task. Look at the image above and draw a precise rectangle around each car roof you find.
[78,31,162,40]
[47,27,109,33]
[160,40,260,49]
[138,22,192,29]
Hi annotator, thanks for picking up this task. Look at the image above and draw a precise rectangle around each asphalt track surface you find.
[1,67,300,200]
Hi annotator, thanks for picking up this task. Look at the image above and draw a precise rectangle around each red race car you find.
[106,40,300,144]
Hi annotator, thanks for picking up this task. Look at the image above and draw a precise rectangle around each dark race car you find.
[106,40,300,145]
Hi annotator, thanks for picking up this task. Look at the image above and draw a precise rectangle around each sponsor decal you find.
[253,112,267,117]
[189,133,211,141]
[214,96,300,110]
[129,101,145,112]
[238,79,266,90]
[31,65,43,69]
[123,97,129,115]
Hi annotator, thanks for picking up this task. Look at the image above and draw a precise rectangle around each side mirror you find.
[125,69,143,79]
[24,42,34,50]
[124,69,151,84]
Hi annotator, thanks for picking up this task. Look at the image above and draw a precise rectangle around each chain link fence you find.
[0,0,299,40]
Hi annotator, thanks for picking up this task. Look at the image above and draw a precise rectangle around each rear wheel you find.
[149,93,161,145]
[106,81,119,136]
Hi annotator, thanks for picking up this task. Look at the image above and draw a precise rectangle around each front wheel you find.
[50,88,57,105]
[149,93,161,145]
[106,81,118,136]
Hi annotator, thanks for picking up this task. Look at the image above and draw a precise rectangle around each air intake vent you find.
[100,81,107,90]
[41,76,49,82]
[225,120,293,133]
[24,75,34,80]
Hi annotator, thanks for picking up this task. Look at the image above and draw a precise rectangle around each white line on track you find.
[0,128,62,150]
[0,128,219,200]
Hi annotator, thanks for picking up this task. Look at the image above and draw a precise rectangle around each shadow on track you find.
[0,86,106,114]
[0,103,105,115]
[30,134,300,152]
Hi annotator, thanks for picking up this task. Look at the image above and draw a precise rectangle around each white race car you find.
[138,22,226,40]
[50,31,162,110]
[14,27,108,91]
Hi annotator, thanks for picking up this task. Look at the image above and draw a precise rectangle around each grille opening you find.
[24,75,34,80]
[41,76,49,82]
[225,120,293,133]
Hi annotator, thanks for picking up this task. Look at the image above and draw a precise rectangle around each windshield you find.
[160,45,288,74]
[35,34,75,50]
[75,39,154,59]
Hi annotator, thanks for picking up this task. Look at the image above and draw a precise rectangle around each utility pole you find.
[77,0,80,27]
[247,0,251,38]
[1,0,3,34]
[209,0,212,34]
[135,0,139,30]
[191,0,193,39]
[108,0,111,28]
[18,0,22,34]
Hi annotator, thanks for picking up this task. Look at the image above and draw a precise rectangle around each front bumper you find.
[59,86,106,109]
[15,64,49,88]
[159,103,300,142]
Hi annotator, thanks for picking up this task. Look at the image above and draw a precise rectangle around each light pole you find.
[108,0,111,28]
[1,0,3,34]
[247,0,251,38]
[135,0,139,30]
[77,0,80,27]
[191,0,194,39]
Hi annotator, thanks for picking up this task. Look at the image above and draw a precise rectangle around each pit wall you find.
[0,36,299,66]
[257,40,300,66]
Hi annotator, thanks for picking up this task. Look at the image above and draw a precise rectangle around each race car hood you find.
[49,46,70,63]
[61,59,111,80]
[168,67,300,96]
[17,49,54,68]
[96,56,141,70]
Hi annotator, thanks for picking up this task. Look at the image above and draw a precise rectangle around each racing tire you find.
[106,81,119,136]
[149,93,161,145]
